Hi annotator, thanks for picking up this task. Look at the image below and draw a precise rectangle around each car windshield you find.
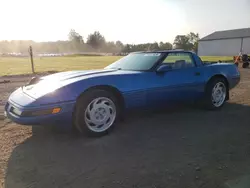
[105,52,164,71]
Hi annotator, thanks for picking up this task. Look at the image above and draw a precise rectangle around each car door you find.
[146,52,205,107]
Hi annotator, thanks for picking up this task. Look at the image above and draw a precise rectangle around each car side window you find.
[162,52,195,69]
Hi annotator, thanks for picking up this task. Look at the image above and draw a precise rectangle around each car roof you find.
[131,50,194,54]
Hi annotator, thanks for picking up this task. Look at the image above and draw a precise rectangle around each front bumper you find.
[5,100,76,127]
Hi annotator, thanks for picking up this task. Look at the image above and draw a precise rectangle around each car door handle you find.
[194,72,201,76]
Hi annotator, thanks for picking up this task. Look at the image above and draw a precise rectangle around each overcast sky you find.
[0,0,249,43]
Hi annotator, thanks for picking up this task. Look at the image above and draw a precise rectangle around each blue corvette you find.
[5,50,240,136]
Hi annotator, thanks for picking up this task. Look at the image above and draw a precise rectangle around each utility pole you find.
[28,46,35,74]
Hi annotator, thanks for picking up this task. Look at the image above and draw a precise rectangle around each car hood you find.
[40,69,117,81]
[21,69,133,99]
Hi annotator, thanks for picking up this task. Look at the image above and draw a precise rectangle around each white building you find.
[198,28,250,56]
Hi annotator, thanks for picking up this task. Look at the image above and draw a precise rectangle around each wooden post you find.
[29,46,35,74]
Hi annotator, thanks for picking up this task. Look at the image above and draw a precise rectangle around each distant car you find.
[5,50,240,137]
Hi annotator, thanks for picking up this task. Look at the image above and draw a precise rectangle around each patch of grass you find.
[200,56,233,62]
[0,56,121,76]
[0,55,234,76]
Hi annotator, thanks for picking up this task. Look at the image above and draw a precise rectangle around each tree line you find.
[0,30,199,55]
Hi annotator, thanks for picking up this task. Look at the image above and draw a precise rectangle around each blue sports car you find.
[5,50,240,136]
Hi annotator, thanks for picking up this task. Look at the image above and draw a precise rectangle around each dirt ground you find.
[1,69,250,188]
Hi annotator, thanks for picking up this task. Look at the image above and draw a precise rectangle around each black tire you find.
[73,89,120,137]
[242,63,247,68]
[204,77,228,110]
[242,54,248,62]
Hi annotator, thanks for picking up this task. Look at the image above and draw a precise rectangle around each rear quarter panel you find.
[203,63,240,89]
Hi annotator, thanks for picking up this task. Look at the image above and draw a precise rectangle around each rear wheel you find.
[204,78,227,110]
[74,89,120,137]
[242,62,249,68]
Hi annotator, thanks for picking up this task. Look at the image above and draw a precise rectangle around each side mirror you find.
[156,64,172,73]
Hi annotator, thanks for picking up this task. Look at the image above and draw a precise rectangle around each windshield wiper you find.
[110,68,122,70]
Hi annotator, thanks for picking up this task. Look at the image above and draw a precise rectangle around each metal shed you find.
[198,28,250,56]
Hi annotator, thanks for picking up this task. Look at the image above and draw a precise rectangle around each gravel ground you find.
[1,69,250,188]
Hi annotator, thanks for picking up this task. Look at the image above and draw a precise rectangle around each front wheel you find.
[204,78,228,110]
[74,89,120,137]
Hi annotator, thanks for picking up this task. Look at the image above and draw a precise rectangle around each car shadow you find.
[4,102,250,188]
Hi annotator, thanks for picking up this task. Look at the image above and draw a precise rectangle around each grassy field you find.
[0,55,233,76]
